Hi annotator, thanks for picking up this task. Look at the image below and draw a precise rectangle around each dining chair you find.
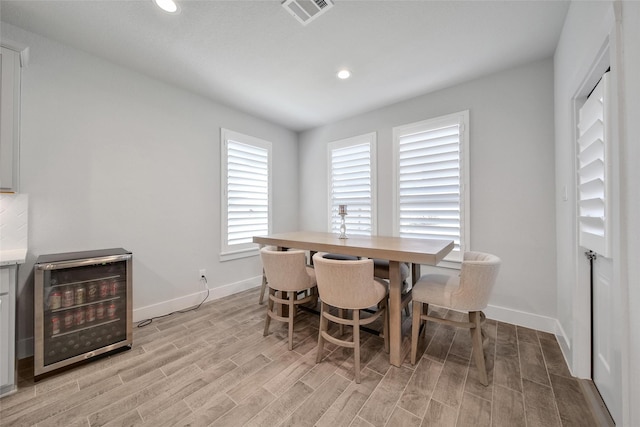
[312,253,389,383]
[372,259,411,315]
[260,247,317,350]
[410,251,501,386]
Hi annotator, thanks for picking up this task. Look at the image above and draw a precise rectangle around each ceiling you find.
[0,0,570,132]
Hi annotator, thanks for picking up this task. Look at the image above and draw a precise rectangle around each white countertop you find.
[0,249,27,266]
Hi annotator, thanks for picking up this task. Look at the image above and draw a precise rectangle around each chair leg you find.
[470,311,489,386]
[353,309,361,384]
[258,269,267,304]
[411,300,422,365]
[288,291,296,351]
[338,308,346,336]
[263,287,274,336]
[316,302,328,363]
[381,299,389,354]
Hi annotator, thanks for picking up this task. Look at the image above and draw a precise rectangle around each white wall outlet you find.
[199,269,206,278]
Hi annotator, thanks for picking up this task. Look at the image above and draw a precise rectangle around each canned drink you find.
[75,286,86,305]
[51,315,60,335]
[99,281,109,299]
[87,282,98,301]
[75,308,85,326]
[49,290,62,310]
[107,302,116,320]
[86,305,96,323]
[96,302,105,320]
[62,287,74,308]
[63,311,74,329]
[110,281,119,297]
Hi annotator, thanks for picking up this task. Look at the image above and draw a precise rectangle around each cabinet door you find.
[0,292,10,389]
[0,46,21,192]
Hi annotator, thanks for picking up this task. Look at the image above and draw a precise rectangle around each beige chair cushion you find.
[412,251,501,311]
[312,253,387,310]
[260,248,316,292]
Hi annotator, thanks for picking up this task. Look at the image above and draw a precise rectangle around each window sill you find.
[219,246,259,262]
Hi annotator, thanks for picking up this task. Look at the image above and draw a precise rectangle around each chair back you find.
[451,251,501,311]
[260,248,314,292]
[312,253,387,310]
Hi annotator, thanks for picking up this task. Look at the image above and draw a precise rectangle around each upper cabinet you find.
[1,46,22,193]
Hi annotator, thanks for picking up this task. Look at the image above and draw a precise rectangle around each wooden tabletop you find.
[253,231,454,266]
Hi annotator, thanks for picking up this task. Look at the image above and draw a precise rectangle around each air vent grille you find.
[281,0,334,26]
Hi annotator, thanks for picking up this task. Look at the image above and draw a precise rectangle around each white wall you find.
[298,58,558,331]
[554,1,639,424]
[620,2,640,423]
[2,24,299,357]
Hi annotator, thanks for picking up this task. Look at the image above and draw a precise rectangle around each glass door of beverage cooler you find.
[34,250,132,377]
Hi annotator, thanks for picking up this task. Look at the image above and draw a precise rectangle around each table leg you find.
[388,261,403,366]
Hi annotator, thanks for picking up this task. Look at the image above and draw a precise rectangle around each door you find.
[577,72,621,423]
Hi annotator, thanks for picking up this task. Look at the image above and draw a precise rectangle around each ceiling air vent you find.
[281,0,334,26]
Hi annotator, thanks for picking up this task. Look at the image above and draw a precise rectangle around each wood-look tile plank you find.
[210,387,277,427]
[102,408,144,427]
[244,381,314,427]
[549,373,598,426]
[537,332,572,378]
[226,350,301,402]
[522,378,561,427]
[456,392,492,427]
[176,393,237,426]
[385,406,422,427]
[350,416,375,427]
[358,365,414,426]
[421,399,458,427]
[516,326,540,345]
[491,384,526,427]
[263,349,318,397]
[138,400,192,427]
[43,367,166,426]
[423,324,456,363]
[183,355,268,411]
[430,353,470,409]
[315,368,383,427]
[281,373,351,427]
[518,341,550,386]
[397,356,443,417]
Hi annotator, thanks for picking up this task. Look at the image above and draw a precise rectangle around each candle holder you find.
[338,204,348,239]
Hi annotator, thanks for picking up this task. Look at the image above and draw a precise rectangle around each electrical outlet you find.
[199,269,206,278]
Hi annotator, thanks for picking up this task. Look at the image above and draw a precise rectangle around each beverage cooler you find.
[34,248,132,378]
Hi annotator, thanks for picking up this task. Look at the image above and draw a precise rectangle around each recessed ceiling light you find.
[154,0,180,14]
[337,69,351,80]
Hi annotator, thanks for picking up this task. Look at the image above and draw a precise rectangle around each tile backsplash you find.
[0,193,29,250]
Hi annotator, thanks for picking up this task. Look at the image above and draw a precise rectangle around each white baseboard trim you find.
[133,275,262,323]
[484,304,558,334]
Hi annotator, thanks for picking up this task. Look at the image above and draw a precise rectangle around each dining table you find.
[253,231,454,367]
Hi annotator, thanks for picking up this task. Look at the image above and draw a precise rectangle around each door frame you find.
[568,3,629,424]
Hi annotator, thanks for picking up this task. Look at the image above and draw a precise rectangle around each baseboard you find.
[483,304,558,334]
[133,275,262,323]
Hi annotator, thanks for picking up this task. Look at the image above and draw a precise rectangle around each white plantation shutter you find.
[393,112,469,262]
[328,133,376,236]
[578,72,610,257]
[221,129,271,260]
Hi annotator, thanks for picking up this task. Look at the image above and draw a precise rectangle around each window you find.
[328,132,376,236]
[393,111,469,262]
[578,72,611,257]
[220,129,272,261]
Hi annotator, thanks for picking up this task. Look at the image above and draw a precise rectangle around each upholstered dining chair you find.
[260,247,317,350]
[410,251,501,386]
[312,253,389,383]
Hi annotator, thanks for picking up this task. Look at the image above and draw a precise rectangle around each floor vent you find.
[281,0,334,25]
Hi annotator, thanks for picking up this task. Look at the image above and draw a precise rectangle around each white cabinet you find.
[0,264,17,397]
[0,46,22,192]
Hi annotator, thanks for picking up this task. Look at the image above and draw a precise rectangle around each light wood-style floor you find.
[1,287,599,426]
